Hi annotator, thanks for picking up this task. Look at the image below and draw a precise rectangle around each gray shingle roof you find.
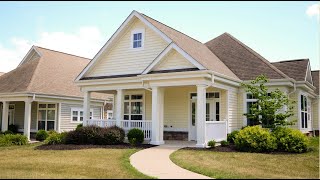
[312,70,319,95]
[205,33,288,80]
[271,59,310,82]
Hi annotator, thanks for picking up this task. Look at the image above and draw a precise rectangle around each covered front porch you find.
[80,71,235,147]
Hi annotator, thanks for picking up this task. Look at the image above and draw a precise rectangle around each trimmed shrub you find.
[102,126,125,145]
[208,140,216,148]
[220,140,229,147]
[8,124,18,134]
[234,126,277,153]
[4,130,13,135]
[127,128,144,146]
[36,130,49,141]
[64,125,125,145]
[227,130,239,144]
[45,132,67,145]
[272,127,309,153]
[0,134,28,146]
[76,123,83,131]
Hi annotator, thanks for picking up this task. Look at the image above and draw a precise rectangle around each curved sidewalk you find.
[130,141,211,179]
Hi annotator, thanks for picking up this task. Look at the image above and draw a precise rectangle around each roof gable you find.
[271,59,310,82]
[141,14,239,80]
[142,43,203,74]
[76,10,173,81]
[205,33,288,80]
[18,46,41,67]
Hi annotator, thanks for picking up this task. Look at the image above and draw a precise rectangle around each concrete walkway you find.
[130,141,211,179]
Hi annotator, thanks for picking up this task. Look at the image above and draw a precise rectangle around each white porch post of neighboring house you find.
[115,89,123,127]
[150,86,165,145]
[196,84,207,148]
[1,101,9,132]
[83,91,91,126]
[24,100,32,140]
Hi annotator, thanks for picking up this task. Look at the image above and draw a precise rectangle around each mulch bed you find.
[183,144,238,152]
[35,143,157,151]
[182,144,297,154]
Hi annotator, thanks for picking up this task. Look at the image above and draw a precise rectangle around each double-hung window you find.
[38,103,57,131]
[300,95,308,129]
[124,94,143,120]
[246,93,259,126]
[71,108,93,123]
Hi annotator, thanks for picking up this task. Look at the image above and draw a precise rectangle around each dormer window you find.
[131,29,144,49]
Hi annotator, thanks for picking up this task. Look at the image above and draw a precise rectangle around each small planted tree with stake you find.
[240,74,296,129]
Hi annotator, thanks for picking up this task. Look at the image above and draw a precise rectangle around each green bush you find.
[227,130,239,144]
[272,127,309,153]
[76,123,83,131]
[45,132,67,145]
[36,130,49,141]
[65,125,125,145]
[3,130,13,135]
[220,140,229,147]
[234,126,277,153]
[0,134,28,146]
[8,124,18,134]
[102,126,125,145]
[207,140,216,148]
[127,128,144,146]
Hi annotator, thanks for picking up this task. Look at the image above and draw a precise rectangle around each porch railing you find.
[205,120,228,142]
[86,119,152,140]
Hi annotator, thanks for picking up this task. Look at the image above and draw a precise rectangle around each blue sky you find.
[0,1,318,72]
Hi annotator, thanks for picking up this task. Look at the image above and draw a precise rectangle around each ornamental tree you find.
[240,75,296,129]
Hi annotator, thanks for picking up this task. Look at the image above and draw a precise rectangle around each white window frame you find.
[299,93,310,130]
[130,28,145,50]
[244,93,258,126]
[70,107,93,123]
[123,92,145,121]
[37,103,57,131]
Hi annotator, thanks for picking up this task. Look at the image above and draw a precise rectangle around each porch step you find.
[164,131,188,141]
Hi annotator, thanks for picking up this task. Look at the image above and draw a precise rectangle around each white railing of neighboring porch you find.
[205,120,228,142]
[86,119,152,140]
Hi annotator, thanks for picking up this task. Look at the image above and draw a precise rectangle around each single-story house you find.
[74,10,319,148]
[0,46,112,140]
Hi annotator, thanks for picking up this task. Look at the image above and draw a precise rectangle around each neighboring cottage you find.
[73,10,319,147]
[0,46,112,139]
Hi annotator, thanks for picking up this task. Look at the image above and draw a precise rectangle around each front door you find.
[8,104,15,125]
[190,100,215,141]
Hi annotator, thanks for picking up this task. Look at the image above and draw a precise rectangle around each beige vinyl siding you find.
[86,18,169,77]
[145,90,152,120]
[153,49,196,71]
[60,103,102,132]
[288,91,299,129]
[227,89,240,131]
[312,99,319,130]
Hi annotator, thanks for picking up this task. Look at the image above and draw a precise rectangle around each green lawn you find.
[0,143,152,179]
[170,137,319,179]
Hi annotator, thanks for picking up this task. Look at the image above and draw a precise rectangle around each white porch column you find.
[196,85,206,148]
[150,86,165,145]
[24,100,32,140]
[1,101,9,132]
[83,91,91,126]
[115,89,123,127]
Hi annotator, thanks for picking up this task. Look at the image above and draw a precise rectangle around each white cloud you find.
[0,26,105,72]
[306,4,320,17]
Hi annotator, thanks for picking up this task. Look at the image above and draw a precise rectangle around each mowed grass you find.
[171,137,319,179]
[0,143,152,179]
